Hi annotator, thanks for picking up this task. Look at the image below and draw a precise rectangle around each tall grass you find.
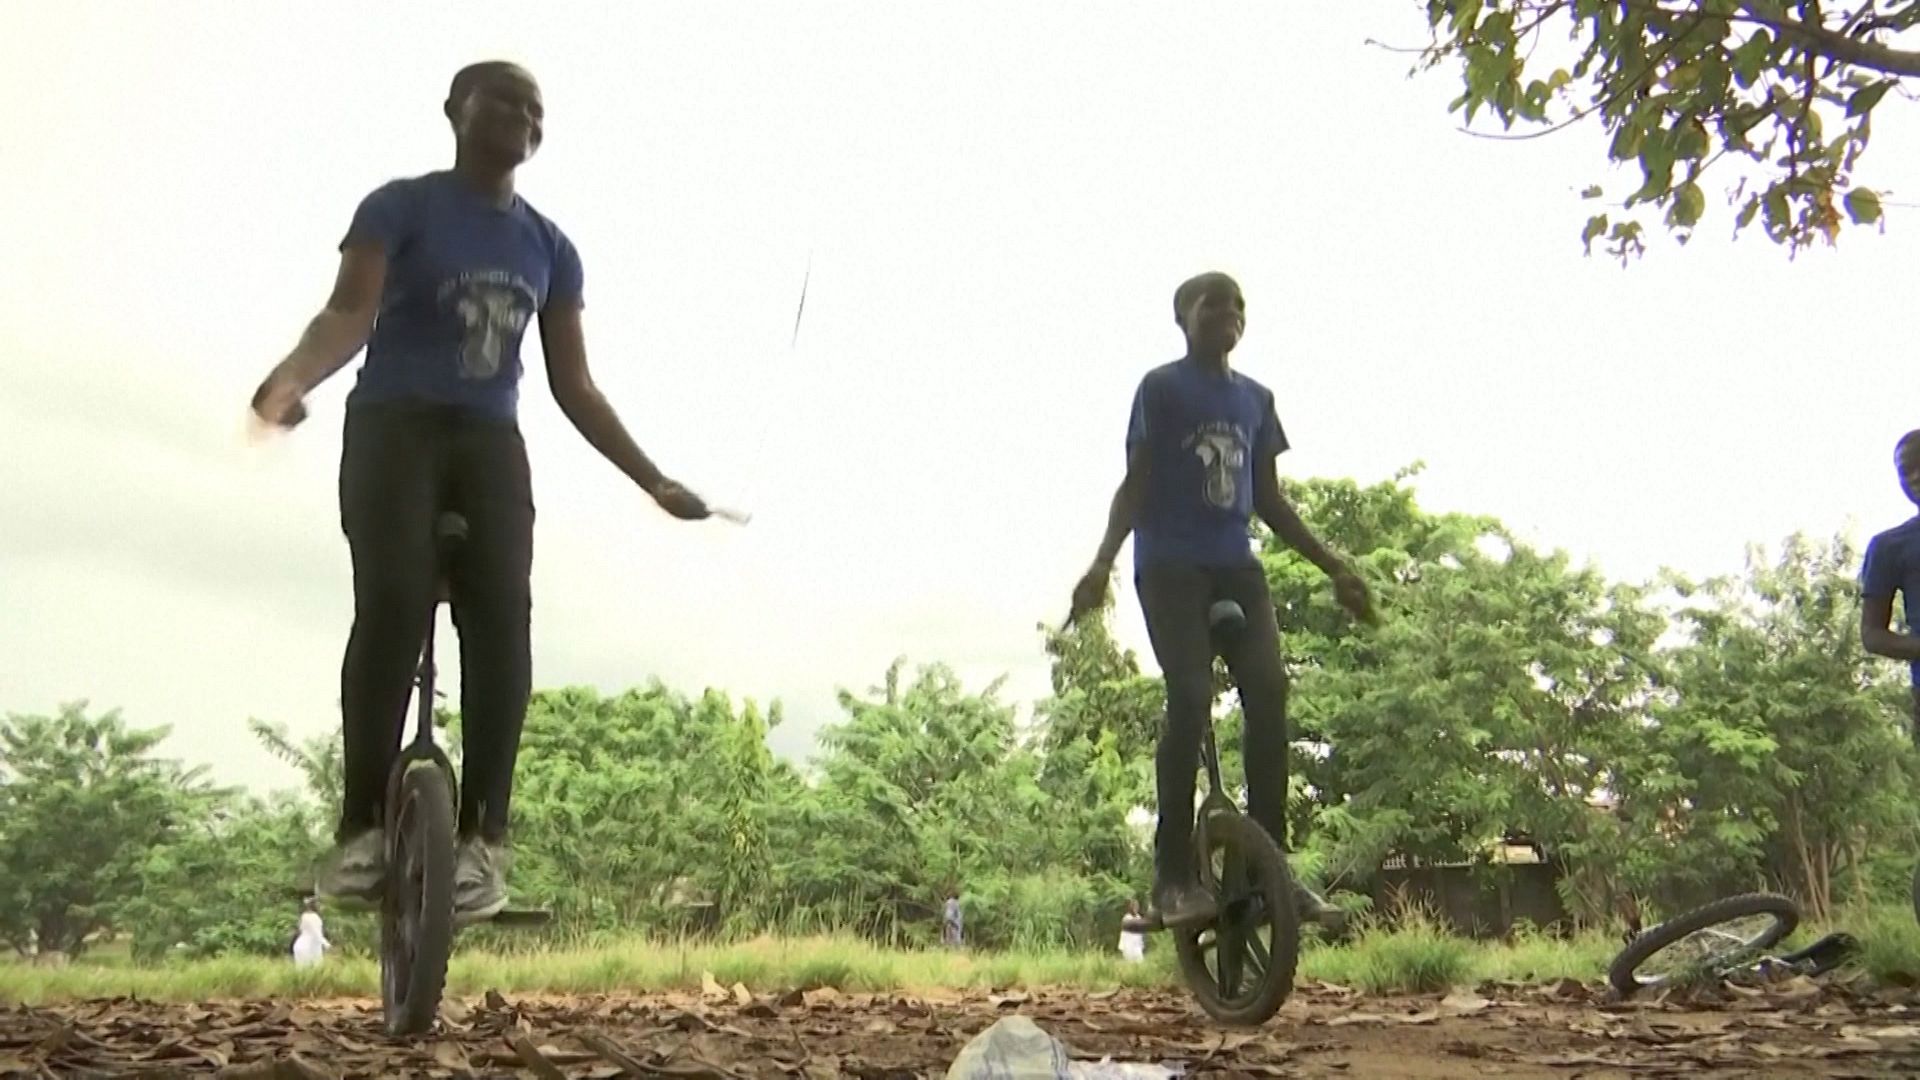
[9,903,1917,1007]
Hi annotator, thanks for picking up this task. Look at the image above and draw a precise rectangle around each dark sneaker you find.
[316,829,386,903]
[453,838,510,926]
[1151,877,1219,930]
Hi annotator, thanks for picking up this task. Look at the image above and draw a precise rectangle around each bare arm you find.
[1861,594,1920,662]
[1253,455,1346,577]
[539,303,669,495]
[252,243,387,418]
[1088,443,1152,572]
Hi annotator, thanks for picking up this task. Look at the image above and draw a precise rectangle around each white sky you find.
[4,3,1919,793]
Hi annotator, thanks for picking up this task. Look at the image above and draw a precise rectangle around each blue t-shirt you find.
[1125,358,1289,571]
[1861,515,1920,685]
[342,170,584,420]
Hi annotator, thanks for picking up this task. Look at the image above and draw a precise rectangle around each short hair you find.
[1173,271,1240,326]
[1899,430,1920,454]
[448,61,524,105]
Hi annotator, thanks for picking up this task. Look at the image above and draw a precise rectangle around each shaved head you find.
[1173,271,1240,328]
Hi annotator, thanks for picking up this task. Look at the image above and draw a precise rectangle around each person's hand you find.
[650,478,711,521]
[1332,570,1376,625]
[250,370,309,430]
[1066,561,1114,629]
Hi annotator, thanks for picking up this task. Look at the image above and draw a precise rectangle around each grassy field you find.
[6,907,1917,1006]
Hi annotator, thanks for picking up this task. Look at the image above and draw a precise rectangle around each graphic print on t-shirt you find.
[1185,421,1250,509]
[439,270,539,381]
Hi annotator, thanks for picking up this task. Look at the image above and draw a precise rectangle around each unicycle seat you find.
[435,512,468,547]
[1208,599,1246,633]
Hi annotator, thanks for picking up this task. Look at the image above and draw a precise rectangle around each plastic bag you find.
[945,1016,1181,1080]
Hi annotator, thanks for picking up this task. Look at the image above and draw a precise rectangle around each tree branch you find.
[1736,0,1920,76]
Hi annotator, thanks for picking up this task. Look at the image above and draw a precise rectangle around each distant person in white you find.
[1119,899,1146,963]
[292,899,331,968]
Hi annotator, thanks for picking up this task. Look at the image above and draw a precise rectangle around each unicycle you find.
[1122,599,1302,1026]
[375,511,551,1035]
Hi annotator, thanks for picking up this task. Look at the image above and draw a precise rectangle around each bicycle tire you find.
[381,763,457,1036]
[1607,891,1800,998]
[1173,812,1301,1026]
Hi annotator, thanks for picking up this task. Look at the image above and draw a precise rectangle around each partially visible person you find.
[291,898,331,968]
[1859,429,1920,748]
[1118,899,1146,963]
[943,892,965,949]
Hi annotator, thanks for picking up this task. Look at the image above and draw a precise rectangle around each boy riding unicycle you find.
[1067,271,1373,930]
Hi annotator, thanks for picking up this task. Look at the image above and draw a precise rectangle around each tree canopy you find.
[1413,0,1918,257]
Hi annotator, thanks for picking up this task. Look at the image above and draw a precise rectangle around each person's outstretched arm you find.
[250,244,387,425]
[1251,458,1344,577]
[1247,388,1374,623]
[539,302,708,520]
[1068,440,1152,628]
[1092,443,1152,569]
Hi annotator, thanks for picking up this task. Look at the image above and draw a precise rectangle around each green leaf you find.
[1731,32,1770,89]
[1671,182,1706,228]
[1581,185,1604,200]
[1763,188,1790,234]
[1582,213,1610,254]
[1847,81,1893,117]
[1844,188,1882,225]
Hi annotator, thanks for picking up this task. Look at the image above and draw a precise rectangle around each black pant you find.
[336,402,534,845]
[1137,561,1292,877]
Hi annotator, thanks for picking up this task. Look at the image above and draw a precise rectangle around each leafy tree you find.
[0,704,227,956]
[118,791,335,961]
[1264,471,1663,914]
[1648,533,1917,920]
[249,717,344,809]
[490,684,784,932]
[1034,606,1163,810]
[1410,0,1914,256]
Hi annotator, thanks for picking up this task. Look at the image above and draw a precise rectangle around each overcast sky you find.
[5,3,1919,794]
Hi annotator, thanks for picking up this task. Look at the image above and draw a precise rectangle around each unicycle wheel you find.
[381,763,456,1036]
[1172,812,1301,1026]
[1607,891,1800,998]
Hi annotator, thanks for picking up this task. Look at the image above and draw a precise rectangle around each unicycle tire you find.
[1173,812,1301,1026]
[381,763,456,1036]
[1607,891,1799,998]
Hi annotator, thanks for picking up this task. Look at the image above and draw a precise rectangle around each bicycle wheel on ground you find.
[381,763,456,1037]
[1607,892,1800,999]
[1172,812,1302,1026]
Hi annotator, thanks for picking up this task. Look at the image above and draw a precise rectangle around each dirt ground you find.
[6,977,1920,1079]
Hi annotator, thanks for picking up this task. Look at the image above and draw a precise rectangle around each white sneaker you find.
[316,829,386,902]
[453,838,510,925]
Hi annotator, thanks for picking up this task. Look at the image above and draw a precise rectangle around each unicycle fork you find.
[378,511,465,1037]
